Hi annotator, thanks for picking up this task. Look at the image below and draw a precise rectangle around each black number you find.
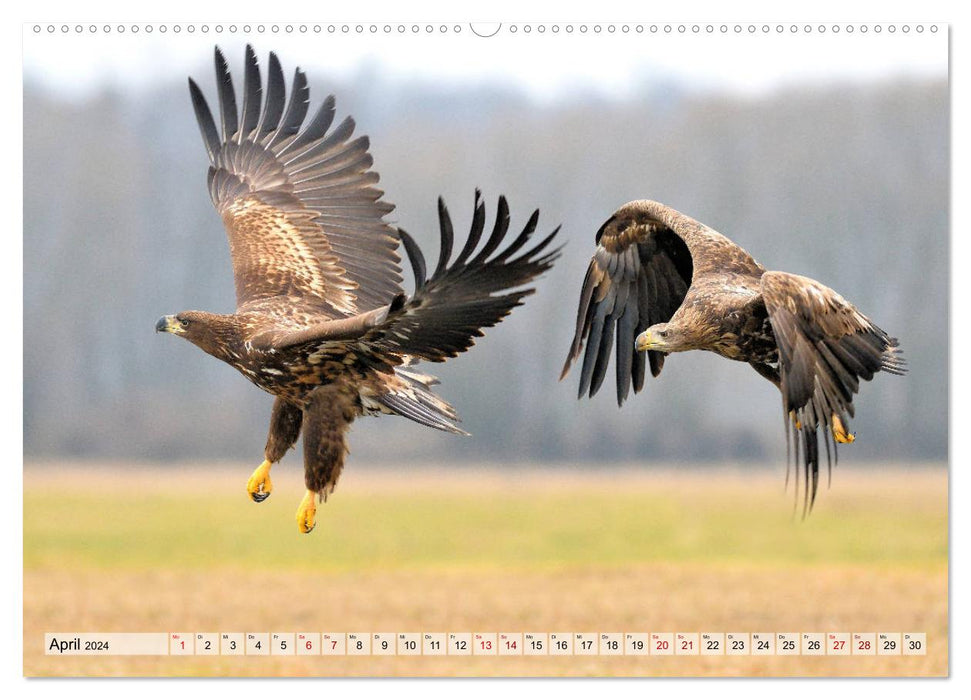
[782,640,795,650]
[230,640,237,650]
[884,640,896,650]
[280,640,287,650]
[808,640,820,650]
[706,640,719,650]
[455,640,467,650]
[757,640,769,650]
[909,640,922,650]
[731,640,744,650]
[204,640,211,650]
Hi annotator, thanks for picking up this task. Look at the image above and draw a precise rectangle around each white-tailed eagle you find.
[157,46,560,532]
[561,200,904,511]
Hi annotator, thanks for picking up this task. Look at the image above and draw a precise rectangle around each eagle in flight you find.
[561,200,905,511]
[156,46,560,533]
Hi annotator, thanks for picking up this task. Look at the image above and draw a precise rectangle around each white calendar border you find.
[10,0,963,697]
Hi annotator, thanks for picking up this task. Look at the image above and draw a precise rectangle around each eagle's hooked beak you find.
[156,315,182,334]
[635,330,654,352]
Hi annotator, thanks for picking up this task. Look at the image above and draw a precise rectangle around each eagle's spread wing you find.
[760,270,905,509]
[250,192,559,358]
[189,45,401,316]
[367,191,561,362]
[561,200,762,405]
[560,221,687,404]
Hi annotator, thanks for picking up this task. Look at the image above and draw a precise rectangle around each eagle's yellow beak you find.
[635,331,654,352]
[155,315,183,334]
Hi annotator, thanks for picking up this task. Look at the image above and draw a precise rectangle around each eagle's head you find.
[156,311,239,360]
[635,322,688,354]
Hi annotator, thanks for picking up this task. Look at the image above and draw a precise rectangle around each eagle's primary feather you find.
[561,200,904,512]
[159,46,560,532]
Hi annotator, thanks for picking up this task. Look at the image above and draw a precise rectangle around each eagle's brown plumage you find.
[158,46,560,532]
[561,200,905,512]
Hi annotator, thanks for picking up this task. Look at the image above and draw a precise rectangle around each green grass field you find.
[23,462,948,676]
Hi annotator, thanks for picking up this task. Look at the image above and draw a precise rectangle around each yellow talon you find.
[296,490,317,534]
[832,414,855,444]
[246,460,273,502]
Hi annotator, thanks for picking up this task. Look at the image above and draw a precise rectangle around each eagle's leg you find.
[246,461,273,502]
[295,489,317,534]
[832,414,855,444]
[296,387,355,534]
[750,360,854,443]
[247,397,302,502]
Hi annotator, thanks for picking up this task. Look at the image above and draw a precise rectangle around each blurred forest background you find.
[23,54,948,466]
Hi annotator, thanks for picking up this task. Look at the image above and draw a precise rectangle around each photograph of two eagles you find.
[23,29,947,677]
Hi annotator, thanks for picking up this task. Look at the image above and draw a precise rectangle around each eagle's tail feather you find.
[373,364,468,436]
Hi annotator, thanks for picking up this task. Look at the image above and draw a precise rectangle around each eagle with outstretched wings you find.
[157,46,560,533]
[561,200,905,512]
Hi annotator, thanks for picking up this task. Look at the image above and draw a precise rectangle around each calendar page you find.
[22,18,948,678]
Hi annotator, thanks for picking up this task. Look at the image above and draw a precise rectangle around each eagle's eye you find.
[180,318,190,328]
[657,329,668,338]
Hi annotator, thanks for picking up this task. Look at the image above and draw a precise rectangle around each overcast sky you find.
[23,23,947,100]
